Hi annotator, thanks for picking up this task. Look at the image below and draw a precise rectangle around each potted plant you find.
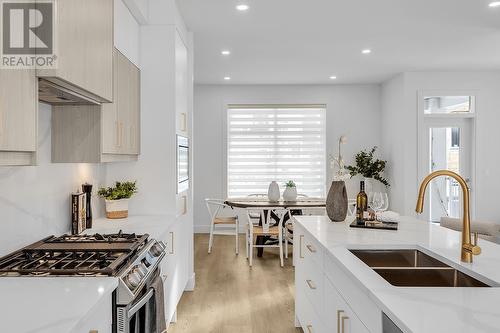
[346,147,389,193]
[98,181,137,219]
[283,180,298,202]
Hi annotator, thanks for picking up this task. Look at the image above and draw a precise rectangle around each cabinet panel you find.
[325,277,369,333]
[0,69,37,165]
[175,30,188,135]
[37,0,114,102]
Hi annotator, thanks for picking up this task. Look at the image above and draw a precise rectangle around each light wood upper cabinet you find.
[36,0,114,103]
[52,49,140,163]
[0,70,38,166]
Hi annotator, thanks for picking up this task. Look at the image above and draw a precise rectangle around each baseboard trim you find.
[194,225,246,234]
[185,272,196,291]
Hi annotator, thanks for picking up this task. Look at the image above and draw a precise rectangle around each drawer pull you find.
[299,235,304,259]
[341,316,349,333]
[306,244,317,253]
[337,310,345,333]
[306,279,317,290]
[306,324,313,333]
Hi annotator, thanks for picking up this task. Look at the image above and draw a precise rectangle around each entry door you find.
[421,117,473,222]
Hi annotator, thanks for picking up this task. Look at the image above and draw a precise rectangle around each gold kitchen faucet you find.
[415,170,481,263]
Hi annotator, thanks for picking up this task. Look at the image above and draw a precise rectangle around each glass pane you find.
[424,96,472,114]
[429,127,461,222]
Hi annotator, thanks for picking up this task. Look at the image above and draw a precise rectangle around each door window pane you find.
[424,96,472,114]
[429,127,460,222]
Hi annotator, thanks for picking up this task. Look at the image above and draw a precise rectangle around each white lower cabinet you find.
[160,218,190,326]
[295,223,381,333]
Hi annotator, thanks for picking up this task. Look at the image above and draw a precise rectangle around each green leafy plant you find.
[98,181,138,200]
[285,180,296,188]
[346,147,390,187]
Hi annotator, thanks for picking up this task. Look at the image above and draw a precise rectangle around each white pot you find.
[268,181,280,202]
[105,199,129,219]
[283,186,297,202]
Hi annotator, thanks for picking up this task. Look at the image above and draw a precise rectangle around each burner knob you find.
[137,263,148,277]
[125,268,142,289]
[149,242,165,257]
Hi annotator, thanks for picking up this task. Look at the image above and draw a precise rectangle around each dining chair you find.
[245,208,285,267]
[247,194,267,223]
[205,199,239,255]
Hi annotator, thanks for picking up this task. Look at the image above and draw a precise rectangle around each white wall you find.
[193,84,382,232]
[114,0,140,67]
[381,71,500,222]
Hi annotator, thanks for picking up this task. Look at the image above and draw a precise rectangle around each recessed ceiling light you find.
[329,76,337,80]
[221,50,231,56]
[224,76,231,81]
[236,4,249,11]
[362,49,372,54]
[489,1,500,7]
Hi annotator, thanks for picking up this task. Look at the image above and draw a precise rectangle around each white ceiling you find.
[176,0,500,84]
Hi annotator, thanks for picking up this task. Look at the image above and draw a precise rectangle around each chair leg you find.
[279,230,284,267]
[235,219,239,255]
[249,235,253,267]
[285,231,289,259]
[208,221,215,254]
[245,228,249,259]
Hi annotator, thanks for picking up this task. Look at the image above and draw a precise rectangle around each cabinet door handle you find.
[299,235,304,259]
[337,310,345,333]
[341,316,349,333]
[170,231,175,254]
[306,325,313,333]
[181,112,187,132]
[306,244,317,253]
[306,279,317,290]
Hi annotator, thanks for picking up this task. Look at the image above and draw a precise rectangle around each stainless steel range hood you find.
[38,79,103,105]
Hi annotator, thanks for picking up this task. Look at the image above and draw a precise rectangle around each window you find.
[226,105,326,198]
[424,96,473,114]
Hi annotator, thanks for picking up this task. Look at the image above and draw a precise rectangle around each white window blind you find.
[227,105,326,198]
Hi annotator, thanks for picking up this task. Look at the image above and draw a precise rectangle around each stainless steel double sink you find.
[349,249,490,287]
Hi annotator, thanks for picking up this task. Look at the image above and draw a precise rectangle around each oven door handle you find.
[128,288,155,318]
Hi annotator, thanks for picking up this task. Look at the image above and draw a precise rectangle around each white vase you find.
[283,186,297,202]
[105,198,129,219]
[268,181,280,202]
[364,177,374,194]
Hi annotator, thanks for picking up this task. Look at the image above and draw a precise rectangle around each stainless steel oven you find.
[114,240,167,333]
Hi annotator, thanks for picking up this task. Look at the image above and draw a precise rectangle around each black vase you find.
[82,183,93,228]
[326,181,348,222]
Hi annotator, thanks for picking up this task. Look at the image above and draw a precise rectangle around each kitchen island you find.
[294,215,500,333]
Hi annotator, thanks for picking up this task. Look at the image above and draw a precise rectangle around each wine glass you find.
[380,193,389,211]
[372,192,384,219]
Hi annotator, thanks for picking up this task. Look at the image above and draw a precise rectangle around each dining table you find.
[225,197,327,257]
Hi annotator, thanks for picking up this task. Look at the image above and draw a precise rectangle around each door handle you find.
[341,315,349,333]
[306,244,317,253]
[128,288,154,317]
[170,231,175,254]
[306,324,313,333]
[306,279,317,290]
[337,310,345,333]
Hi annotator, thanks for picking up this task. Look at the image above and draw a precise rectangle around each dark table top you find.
[225,198,326,209]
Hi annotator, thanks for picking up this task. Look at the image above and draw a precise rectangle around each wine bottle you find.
[356,181,368,223]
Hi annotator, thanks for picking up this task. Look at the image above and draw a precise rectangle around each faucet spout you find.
[415,170,480,263]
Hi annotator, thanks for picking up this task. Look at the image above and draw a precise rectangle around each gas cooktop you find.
[0,231,149,277]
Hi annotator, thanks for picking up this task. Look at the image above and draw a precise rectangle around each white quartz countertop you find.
[0,277,118,333]
[294,216,500,333]
[0,215,176,333]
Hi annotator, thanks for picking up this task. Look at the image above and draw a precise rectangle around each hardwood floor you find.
[169,234,303,333]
